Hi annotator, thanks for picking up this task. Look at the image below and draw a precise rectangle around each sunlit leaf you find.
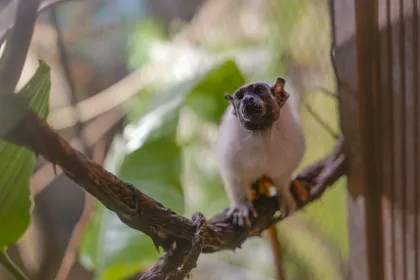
[79,59,246,280]
[185,59,245,124]
[0,61,50,250]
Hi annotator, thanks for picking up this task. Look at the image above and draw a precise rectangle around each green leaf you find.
[0,61,50,250]
[0,94,30,138]
[185,59,245,124]
[79,59,246,280]
[79,204,160,280]
[79,136,160,280]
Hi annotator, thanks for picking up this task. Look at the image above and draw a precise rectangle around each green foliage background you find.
[0,0,348,279]
[78,0,349,279]
[0,62,51,251]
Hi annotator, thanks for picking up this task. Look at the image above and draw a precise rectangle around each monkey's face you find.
[225,77,290,131]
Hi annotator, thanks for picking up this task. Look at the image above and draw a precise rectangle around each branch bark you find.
[1,106,346,279]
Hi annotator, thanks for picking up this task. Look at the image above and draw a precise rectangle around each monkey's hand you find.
[226,202,258,228]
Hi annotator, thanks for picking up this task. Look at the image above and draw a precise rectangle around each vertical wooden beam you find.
[330,0,420,279]
[354,1,385,279]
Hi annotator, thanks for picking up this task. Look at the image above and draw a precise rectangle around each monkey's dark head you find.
[224,77,290,131]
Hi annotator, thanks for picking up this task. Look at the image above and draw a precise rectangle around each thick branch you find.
[2,109,346,255]
[0,0,74,138]
[140,213,208,280]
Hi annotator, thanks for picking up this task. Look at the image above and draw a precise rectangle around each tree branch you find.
[1,106,346,279]
[0,0,78,47]
[0,0,40,138]
[0,0,40,95]
[55,139,106,280]
[0,251,29,280]
[139,213,208,280]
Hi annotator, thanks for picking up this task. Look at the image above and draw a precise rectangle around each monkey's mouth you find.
[241,103,265,121]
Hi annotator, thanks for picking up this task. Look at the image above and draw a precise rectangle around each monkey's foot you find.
[276,190,298,218]
[226,202,258,228]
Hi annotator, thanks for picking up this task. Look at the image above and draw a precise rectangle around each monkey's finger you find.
[237,214,245,227]
[227,207,235,218]
[242,207,249,218]
[280,205,289,219]
[250,206,258,218]
[233,212,239,226]
[245,216,252,228]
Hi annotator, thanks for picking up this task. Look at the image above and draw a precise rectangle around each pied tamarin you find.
[216,77,305,279]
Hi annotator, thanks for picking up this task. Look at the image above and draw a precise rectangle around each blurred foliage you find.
[127,19,169,71]
[78,0,348,278]
[0,61,51,250]
[79,60,245,280]
[265,0,311,75]
[279,217,347,280]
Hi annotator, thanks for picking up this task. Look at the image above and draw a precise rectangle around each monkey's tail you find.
[267,225,286,280]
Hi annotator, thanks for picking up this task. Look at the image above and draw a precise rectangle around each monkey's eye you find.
[254,85,265,95]
[235,90,244,100]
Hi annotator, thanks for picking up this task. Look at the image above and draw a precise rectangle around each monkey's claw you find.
[227,202,258,228]
[276,191,298,218]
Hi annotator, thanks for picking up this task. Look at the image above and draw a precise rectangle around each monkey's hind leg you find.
[273,179,298,217]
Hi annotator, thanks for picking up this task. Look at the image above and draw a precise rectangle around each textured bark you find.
[1,108,346,279]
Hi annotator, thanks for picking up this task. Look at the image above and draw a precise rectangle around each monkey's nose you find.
[243,96,255,105]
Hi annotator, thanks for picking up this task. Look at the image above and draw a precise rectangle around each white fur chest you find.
[217,103,305,184]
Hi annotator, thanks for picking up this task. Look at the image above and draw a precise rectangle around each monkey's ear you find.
[225,93,237,115]
[271,77,290,108]
[225,93,234,102]
[272,77,285,95]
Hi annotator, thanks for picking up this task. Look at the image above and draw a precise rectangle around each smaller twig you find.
[0,0,78,46]
[46,66,150,130]
[0,250,30,280]
[0,0,41,95]
[175,213,208,279]
[304,103,339,139]
[311,86,339,99]
[297,135,345,199]
[140,213,208,280]
[55,139,106,280]
[50,7,90,152]
[310,153,346,198]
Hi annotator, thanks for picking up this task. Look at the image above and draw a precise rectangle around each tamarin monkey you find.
[217,77,305,278]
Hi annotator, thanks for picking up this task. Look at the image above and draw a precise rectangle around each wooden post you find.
[330,0,420,279]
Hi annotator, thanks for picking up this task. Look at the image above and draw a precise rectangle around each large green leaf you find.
[79,59,245,280]
[0,61,51,250]
[185,59,245,124]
